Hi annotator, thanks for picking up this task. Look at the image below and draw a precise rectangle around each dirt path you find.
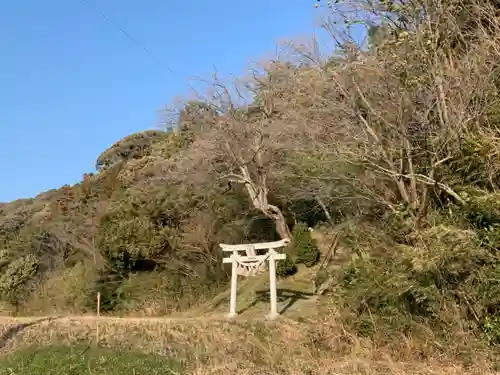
[0,314,227,324]
[0,311,306,327]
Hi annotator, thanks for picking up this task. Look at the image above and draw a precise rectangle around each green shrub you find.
[482,316,500,344]
[0,254,39,306]
[95,130,166,171]
[292,222,320,267]
[379,205,415,243]
[335,224,500,342]
[24,262,97,314]
[276,256,298,277]
[448,134,500,190]
[461,191,500,228]
[477,223,500,250]
[88,269,124,312]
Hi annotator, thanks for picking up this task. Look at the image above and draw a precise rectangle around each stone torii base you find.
[220,238,290,320]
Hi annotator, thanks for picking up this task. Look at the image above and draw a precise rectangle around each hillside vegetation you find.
[5,0,500,372]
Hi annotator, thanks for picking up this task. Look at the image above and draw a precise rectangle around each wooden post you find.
[96,292,101,344]
[228,251,238,318]
[267,250,279,320]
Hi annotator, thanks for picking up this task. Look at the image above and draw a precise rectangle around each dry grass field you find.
[0,312,498,375]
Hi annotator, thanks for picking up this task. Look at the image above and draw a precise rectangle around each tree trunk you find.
[316,196,335,226]
[264,204,292,239]
[234,165,292,239]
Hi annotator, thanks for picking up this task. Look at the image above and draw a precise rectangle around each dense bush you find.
[0,254,39,306]
[95,130,166,171]
[292,222,320,267]
[276,256,298,277]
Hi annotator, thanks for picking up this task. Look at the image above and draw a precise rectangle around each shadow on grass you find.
[238,288,314,315]
[0,316,60,349]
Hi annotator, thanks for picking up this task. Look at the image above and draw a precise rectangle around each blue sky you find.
[0,1,330,202]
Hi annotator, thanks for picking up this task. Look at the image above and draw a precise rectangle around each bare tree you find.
[209,72,293,239]
[255,8,500,224]
[167,67,296,240]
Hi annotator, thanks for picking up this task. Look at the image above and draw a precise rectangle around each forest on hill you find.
[4,0,500,361]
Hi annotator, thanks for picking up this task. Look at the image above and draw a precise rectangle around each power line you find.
[81,0,174,76]
[80,0,226,125]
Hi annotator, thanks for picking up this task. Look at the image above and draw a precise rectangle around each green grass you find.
[0,345,183,375]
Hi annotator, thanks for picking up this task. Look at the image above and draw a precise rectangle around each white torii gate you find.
[221,238,290,319]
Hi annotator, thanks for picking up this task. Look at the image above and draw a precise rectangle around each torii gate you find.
[221,238,290,319]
